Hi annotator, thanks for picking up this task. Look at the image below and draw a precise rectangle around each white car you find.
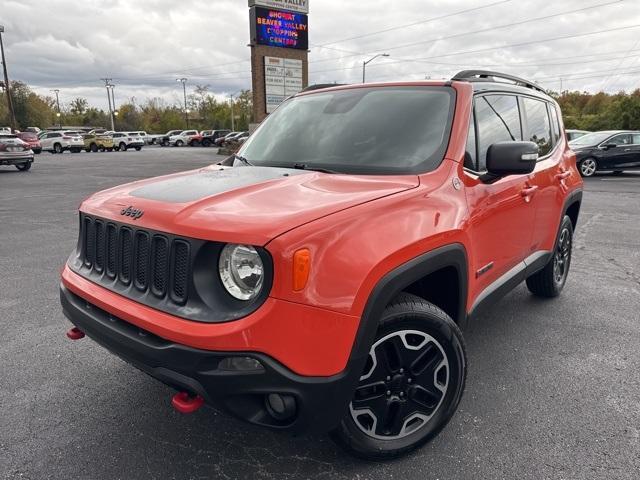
[40,130,85,154]
[169,129,199,147]
[112,132,145,151]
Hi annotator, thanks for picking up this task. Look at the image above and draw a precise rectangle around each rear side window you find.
[523,98,552,157]
[633,133,640,144]
[475,95,522,171]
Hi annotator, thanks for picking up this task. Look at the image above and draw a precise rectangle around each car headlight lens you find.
[219,244,264,300]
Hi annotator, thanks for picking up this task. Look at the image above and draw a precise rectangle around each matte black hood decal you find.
[130,166,305,203]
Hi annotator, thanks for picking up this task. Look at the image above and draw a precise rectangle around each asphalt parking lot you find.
[1,147,639,479]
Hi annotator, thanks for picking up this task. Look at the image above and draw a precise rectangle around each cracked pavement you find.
[1,149,639,479]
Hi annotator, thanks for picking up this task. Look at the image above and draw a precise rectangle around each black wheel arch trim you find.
[349,243,469,368]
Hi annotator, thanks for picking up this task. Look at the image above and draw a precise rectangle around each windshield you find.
[239,86,454,174]
[569,132,612,146]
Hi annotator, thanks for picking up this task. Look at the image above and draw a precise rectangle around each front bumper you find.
[60,283,360,433]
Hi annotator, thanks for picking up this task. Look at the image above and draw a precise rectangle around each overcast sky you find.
[2,0,639,110]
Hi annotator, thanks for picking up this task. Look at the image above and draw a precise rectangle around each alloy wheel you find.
[553,227,571,285]
[580,158,596,177]
[350,330,449,440]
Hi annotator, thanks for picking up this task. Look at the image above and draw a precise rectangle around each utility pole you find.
[230,91,241,132]
[0,25,17,132]
[51,89,61,127]
[177,78,189,128]
[101,78,114,131]
[108,83,117,129]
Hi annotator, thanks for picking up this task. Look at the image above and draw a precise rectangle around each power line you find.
[314,0,512,47]
[309,0,625,65]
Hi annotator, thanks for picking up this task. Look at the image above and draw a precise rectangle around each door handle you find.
[521,186,539,197]
[555,171,571,180]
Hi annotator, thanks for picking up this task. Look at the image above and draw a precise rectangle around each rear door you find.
[520,97,567,254]
[462,94,538,296]
[599,133,635,169]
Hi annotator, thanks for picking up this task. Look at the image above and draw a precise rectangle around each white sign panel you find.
[248,0,309,14]
[264,56,304,113]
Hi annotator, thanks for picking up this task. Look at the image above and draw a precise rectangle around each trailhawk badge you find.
[120,206,144,220]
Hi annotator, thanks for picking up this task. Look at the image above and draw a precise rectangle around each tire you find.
[202,139,211,147]
[107,147,114,152]
[331,293,467,460]
[161,139,168,147]
[90,143,98,152]
[578,157,597,177]
[15,162,32,171]
[53,143,63,154]
[135,146,142,151]
[99,146,105,152]
[176,140,184,147]
[119,142,127,151]
[34,149,41,154]
[526,215,574,298]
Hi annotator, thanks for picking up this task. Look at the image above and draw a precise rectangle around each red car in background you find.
[17,131,42,154]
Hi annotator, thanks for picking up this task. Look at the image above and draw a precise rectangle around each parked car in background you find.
[158,130,183,147]
[0,133,34,171]
[214,131,240,147]
[112,132,145,151]
[83,133,114,152]
[24,127,42,134]
[201,129,231,147]
[570,130,640,177]
[17,131,42,154]
[169,130,200,147]
[221,131,248,147]
[0,127,11,134]
[566,129,590,141]
[40,131,85,153]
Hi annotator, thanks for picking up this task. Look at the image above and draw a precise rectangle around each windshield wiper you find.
[233,154,254,167]
[292,163,338,174]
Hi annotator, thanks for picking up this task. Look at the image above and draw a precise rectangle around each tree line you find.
[2,80,640,133]
[0,81,252,133]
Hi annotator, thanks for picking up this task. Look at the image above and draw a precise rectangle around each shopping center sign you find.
[251,7,308,51]
[248,0,309,14]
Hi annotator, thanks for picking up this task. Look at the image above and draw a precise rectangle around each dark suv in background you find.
[570,130,640,177]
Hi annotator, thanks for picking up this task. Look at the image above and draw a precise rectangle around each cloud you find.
[2,0,639,109]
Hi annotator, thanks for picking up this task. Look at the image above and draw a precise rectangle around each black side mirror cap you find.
[485,141,539,178]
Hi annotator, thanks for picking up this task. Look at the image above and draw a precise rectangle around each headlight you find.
[219,244,264,300]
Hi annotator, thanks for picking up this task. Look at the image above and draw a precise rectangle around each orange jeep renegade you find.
[60,71,583,459]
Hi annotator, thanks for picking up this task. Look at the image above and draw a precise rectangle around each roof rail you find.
[451,70,547,94]
[300,83,348,92]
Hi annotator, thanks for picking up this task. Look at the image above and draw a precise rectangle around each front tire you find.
[176,140,184,147]
[119,142,127,151]
[53,143,63,154]
[579,157,597,177]
[526,215,574,297]
[135,146,142,151]
[331,293,466,460]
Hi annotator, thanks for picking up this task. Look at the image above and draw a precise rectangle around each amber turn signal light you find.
[293,248,311,291]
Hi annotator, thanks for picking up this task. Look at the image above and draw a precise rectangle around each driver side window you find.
[474,95,522,172]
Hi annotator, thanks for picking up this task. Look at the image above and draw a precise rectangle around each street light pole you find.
[0,25,17,131]
[362,53,390,83]
[101,78,114,131]
[177,78,189,128]
[230,91,241,132]
[51,89,60,127]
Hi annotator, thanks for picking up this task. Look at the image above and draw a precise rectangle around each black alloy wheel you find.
[332,293,466,459]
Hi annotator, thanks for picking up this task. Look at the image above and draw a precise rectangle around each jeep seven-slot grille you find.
[78,215,190,304]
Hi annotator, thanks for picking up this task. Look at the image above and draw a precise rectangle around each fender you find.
[347,243,468,369]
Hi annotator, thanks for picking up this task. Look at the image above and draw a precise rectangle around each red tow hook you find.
[66,327,85,340]
[171,392,204,414]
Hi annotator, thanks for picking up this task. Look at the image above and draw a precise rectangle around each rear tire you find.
[526,215,573,298]
[578,157,597,177]
[331,293,466,460]
[176,140,184,147]
[119,142,127,151]
[15,162,32,171]
[90,143,98,152]
[53,143,63,154]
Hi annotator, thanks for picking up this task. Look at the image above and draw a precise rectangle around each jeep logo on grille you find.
[120,206,144,220]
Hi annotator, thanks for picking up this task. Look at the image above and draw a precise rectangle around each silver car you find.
[0,133,34,171]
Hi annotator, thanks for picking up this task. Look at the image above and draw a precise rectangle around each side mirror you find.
[486,141,538,177]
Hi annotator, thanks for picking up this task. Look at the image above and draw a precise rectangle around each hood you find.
[80,165,419,245]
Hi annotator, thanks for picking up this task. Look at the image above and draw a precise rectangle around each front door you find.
[461,94,537,301]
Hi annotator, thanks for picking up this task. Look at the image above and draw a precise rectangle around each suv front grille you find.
[76,214,190,304]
